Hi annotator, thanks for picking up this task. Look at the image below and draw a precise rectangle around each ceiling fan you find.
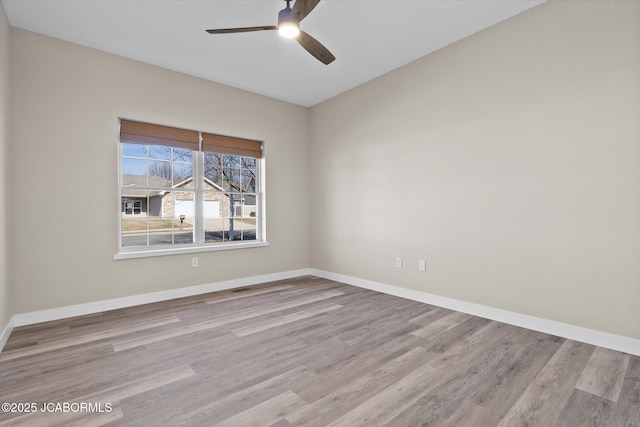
[206,0,336,65]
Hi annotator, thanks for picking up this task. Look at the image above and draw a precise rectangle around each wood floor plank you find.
[84,365,196,403]
[212,390,307,427]
[111,318,232,352]
[408,306,452,325]
[428,321,512,370]
[267,419,292,427]
[180,366,311,426]
[175,340,317,412]
[612,355,640,427]
[428,402,501,427]
[63,408,124,427]
[303,320,419,375]
[293,294,420,348]
[0,343,117,392]
[420,315,492,354]
[336,299,425,347]
[2,326,70,349]
[112,290,344,351]
[231,303,342,337]
[277,281,343,296]
[472,334,563,418]
[556,389,616,427]
[497,340,594,427]
[0,315,180,361]
[0,366,194,426]
[0,408,124,427]
[0,344,186,402]
[386,329,531,426]
[410,310,473,339]
[186,333,312,380]
[205,284,295,304]
[575,346,630,402]
[286,346,429,426]
[325,361,445,427]
[295,333,427,404]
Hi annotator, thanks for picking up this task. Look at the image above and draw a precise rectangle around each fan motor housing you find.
[278,6,298,27]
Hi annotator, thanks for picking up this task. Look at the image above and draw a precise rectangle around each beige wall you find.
[310,1,640,339]
[8,28,310,313]
[0,2,10,333]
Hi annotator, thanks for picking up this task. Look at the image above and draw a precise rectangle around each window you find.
[117,119,265,258]
[122,200,142,215]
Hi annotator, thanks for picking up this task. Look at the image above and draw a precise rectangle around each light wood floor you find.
[0,276,638,426]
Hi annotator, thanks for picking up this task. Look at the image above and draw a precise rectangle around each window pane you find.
[205,218,225,243]
[203,152,223,187]
[222,217,255,241]
[163,191,195,219]
[121,191,148,247]
[174,224,194,244]
[241,170,256,192]
[148,160,172,188]
[121,217,148,247]
[227,193,241,217]
[224,167,241,192]
[239,216,257,241]
[241,194,257,217]
[148,219,174,246]
[173,162,193,186]
[119,190,195,247]
[122,143,147,158]
[149,145,172,160]
[203,192,223,219]
[122,158,147,186]
[225,154,241,167]
[226,218,240,241]
[241,156,256,170]
[147,191,164,218]
[202,192,259,242]
[147,190,194,246]
[173,148,192,163]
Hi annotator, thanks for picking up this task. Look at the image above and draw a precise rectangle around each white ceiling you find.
[2,0,544,107]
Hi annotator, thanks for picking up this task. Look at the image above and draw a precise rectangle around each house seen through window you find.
[118,119,264,255]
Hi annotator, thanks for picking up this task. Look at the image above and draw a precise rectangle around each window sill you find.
[113,241,269,260]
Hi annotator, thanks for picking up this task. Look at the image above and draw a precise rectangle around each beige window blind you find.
[120,119,200,151]
[202,133,262,158]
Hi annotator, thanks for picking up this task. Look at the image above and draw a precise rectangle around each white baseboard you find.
[0,316,15,353]
[11,268,312,328]
[311,269,640,357]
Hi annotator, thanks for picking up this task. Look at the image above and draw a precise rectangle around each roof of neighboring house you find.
[122,175,171,198]
[173,176,224,192]
[122,174,229,197]
[122,174,171,187]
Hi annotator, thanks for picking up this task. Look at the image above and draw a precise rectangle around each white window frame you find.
[114,128,268,260]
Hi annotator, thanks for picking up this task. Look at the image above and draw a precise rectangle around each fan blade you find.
[296,30,335,64]
[206,26,277,34]
[292,0,321,22]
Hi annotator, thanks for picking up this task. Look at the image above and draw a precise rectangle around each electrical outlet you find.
[419,260,426,272]
[192,257,199,267]
[396,257,403,268]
